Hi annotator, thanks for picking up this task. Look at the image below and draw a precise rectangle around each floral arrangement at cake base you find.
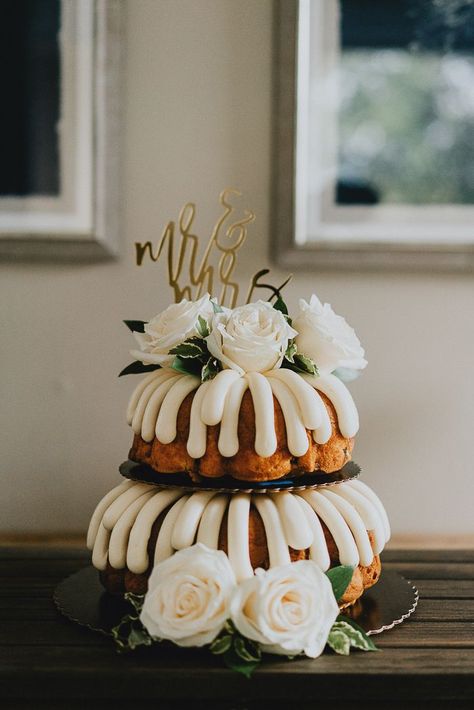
[111,544,377,676]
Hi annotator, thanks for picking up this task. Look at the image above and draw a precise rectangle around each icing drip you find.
[218,377,248,457]
[297,490,360,567]
[141,374,181,442]
[201,370,241,426]
[246,372,277,457]
[187,381,211,458]
[227,494,253,581]
[89,479,390,578]
[267,378,309,457]
[266,369,322,430]
[303,373,359,439]
[154,495,190,564]
[155,375,200,444]
[126,365,360,460]
[294,495,331,571]
[126,369,166,426]
[252,496,291,567]
[127,489,183,573]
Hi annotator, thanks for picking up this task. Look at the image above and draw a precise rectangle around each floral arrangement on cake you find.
[121,292,366,383]
[111,544,377,676]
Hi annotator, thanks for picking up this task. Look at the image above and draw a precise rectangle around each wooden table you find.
[1,547,473,709]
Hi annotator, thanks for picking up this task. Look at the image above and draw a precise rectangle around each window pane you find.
[0,0,61,196]
[337,0,474,205]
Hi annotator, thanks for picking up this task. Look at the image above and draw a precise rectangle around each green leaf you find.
[171,355,202,377]
[124,592,145,614]
[233,635,262,663]
[336,616,378,651]
[169,341,206,359]
[196,315,210,338]
[222,648,260,678]
[327,628,351,656]
[123,320,146,333]
[284,340,297,363]
[326,565,355,601]
[293,353,318,375]
[111,614,153,653]
[201,357,221,382]
[211,300,224,314]
[209,634,233,655]
[273,296,288,316]
[118,361,161,377]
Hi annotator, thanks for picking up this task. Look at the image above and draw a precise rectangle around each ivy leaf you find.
[111,614,153,653]
[201,357,221,382]
[119,361,161,377]
[196,315,210,338]
[233,635,262,663]
[284,340,297,363]
[124,592,145,614]
[326,566,355,602]
[327,627,351,656]
[211,300,224,314]
[327,620,378,655]
[171,355,202,377]
[123,320,146,333]
[169,341,206,359]
[336,616,378,651]
[293,353,318,375]
[209,634,233,655]
[273,296,289,316]
[222,648,260,678]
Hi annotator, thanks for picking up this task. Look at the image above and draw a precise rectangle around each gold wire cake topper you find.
[134,188,291,307]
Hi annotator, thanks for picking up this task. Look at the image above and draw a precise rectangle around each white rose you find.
[206,301,297,375]
[139,544,236,647]
[130,294,214,366]
[293,294,367,376]
[230,561,339,658]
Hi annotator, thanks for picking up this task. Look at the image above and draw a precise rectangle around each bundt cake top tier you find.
[127,366,359,461]
[87,478,390,583]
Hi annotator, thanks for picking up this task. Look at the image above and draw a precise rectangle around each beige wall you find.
[1,0,473,541]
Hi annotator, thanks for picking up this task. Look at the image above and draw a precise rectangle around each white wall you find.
[1,0,473,540]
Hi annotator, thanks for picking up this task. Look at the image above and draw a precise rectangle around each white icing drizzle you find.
[197,493,229,549]
[298,489,360,567]
[227,494,254,581]
[318,489,374,567]
[271,492,313,550]
[252,495,291,568]
[126,369,166,426]
[89,479,389,578]
[126,365,360,460]
[267,378,309,457]
[171,491,217,549]
[108,489,157,568]
[131,374,171,434]
[350,479,391,541]
[154,495,190,564]
[246,372,277,457]
[127,489,183,573]
[155,375,200,444]
[201,370,241,426]
[187,380,212,458]
[266,369,322,430]
[295,495,331,571]
[218,377,248,457]
[87,480,134,550]
[303,373,359,439]
[141,374,181,442]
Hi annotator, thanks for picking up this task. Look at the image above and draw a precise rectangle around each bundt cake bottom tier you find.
[88,479,390,607]
[129,390,354,482]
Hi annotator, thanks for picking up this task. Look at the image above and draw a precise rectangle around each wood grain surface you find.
[0,547,473,709]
